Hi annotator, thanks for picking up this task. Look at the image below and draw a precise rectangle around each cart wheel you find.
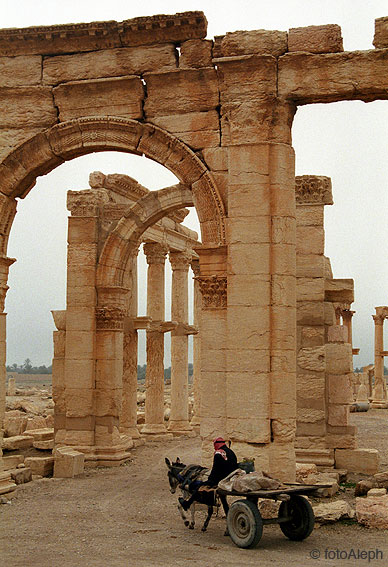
[278,495,315,541]
[227,499,263,549]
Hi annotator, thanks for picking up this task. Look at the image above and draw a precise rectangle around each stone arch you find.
[0,116,226,252]
[96,183,195,289]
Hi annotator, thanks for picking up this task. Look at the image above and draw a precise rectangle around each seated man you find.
[179,437,238,511]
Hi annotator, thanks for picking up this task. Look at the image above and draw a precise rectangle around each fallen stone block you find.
[2,435,34,450]
[25,416,47,430]
[33,439,54,450]
[313,500,355,523]
[24,456,54,477]
[355,478,377,496]
[54,446,85,478]
[296,462,318,482]
[335,448,379,475]
[26,428,54,441]
[0,471,17,495]
[305,473,339,497]
[10,467,32,485]
[4,415,28,437]
[368,488,387,497]
[356,495,388,529]
[374,470,388,489]
[2,454,24,470]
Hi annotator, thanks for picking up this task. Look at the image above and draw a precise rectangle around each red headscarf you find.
[213,437,226,450]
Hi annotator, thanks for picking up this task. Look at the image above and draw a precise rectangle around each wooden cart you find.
[217,483,331,549]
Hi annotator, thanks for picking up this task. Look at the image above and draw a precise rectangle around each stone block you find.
[54,446,85,478]
[150,110,219,150]
[288,25,343,54]
[297,301,325,326]
[325,278,354,303]
[335,448,379,475]
[300,327,324,348]
[180,39,212,68]
[227,350,270,374]
[374,470,388,488]
[26,428,54,441]
[272,275,296,307]
[226,416,270,444]
[65,308,95,332]
[2,435,34,450]
[43,44,177,85]
[0,86,57,128]
[0,55,42,86]
[227,216,271,246]
[368,488,387,497]
[2,454,24,470]
[296,226,324,255]
[356,495,388,529]
[217,55,277,103]
[296,205,324,227]
[228,184,271,217]
[220,30,287,56]
[144,68,219,117]
[297,346,325,372]
[327,374,354,404]
[24,456,54,477]
[296,254,324,278]
[64,430,94,445]
[65,330,95,359]
[327,325,348,343]
[295,448,334,467]
[373,16,388,49]
[227,305,270,349]
[65,388,95,417]
[228,242,270,276]
[325,433,356,449]
[328,404,349,427]
[271,350,296,374]
[53,76,144,121]
[313,500,354,523]
[202,147,228,172]
[325,343,353,374]
[4,415,28,437]
[296,462,318,482]
[33,440,54,450]
[324,302,336,326]
[66,285,96,307]
[296,278,324,302]
[10,467,32,485]
[0,471,17,495]
[297,374,325,401]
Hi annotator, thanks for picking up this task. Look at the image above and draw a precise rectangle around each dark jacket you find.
[207,444,238,487]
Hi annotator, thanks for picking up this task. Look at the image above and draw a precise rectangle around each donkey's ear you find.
[165,457,171,467]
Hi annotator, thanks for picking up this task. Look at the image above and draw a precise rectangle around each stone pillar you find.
[342,309,355,347]
[142,242,170,437]
[120,250,141,439]
[190,259,201,428]
[51,310,66,445]
[6,377,16,396]
[371,307,388,408]
[95,285,133,462]
[168,250,193,435]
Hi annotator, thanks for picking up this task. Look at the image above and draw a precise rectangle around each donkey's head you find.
[165,457,185,494]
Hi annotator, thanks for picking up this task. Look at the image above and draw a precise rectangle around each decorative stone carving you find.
[143,242,168,265]
[169,250,192,271]
[95,306,125,330]
[295,175,333,205]
[197,275,227,309]
[67,189,110,216]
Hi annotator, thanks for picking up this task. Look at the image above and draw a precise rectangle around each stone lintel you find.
[172,323,198,336]
[0,12,207,56]
[325,278,354,303]
[124,316,152,332]
[295,175,333,205]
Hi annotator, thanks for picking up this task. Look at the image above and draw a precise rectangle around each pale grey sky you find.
[2,0,388,368]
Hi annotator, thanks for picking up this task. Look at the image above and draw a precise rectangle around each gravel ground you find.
[1,410,388,567]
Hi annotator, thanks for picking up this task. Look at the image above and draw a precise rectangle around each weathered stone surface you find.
[150,110,220,150]
[296,254,324,278]
[0,87,57,128]
[33,439,54,450]
[2,435,34,450]
[25,416,47,430]
[297,347,325,372]
[0,55,42,86]
[217,56,277,104]
[356,495,388,529]
[10,467,32,485]
[220,30,287,57]
[325,343,353,374]
[296,278,324,302]
[2,454,24,470]
[54,446,85,478]
[335,448,379,475]
[24,456,54,477]
[297,408,325,424]
[313,500,354,523]
[202,147,228,171]
[43,44,177,85]
[4,415,28,437]
[373,16,388,49]
[296,448,334,466]
[374,470,388,487]
[53,76,144,121]
[288,25,343,54]
[355,479,377,496]
[180,39,212,68]
[144,68,219,116]
[327,374,353,404]
[325,278,354,303]
[368,488,387,497]
[0,127,46,161]
[295,462,318,482]
[279,50,388,104]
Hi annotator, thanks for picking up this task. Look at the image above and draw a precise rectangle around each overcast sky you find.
[2,0,388,368]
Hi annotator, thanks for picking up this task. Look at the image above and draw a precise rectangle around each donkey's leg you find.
[189,502,195,529]
[201,505,213,532]
[177,499,190,527]
[219,494,230,536]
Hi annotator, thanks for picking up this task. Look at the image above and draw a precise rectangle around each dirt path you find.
[1,433,388,567]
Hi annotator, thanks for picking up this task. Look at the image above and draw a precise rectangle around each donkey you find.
[165,457,229,532]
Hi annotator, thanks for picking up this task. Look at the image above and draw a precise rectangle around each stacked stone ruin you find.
[1,11,388,494]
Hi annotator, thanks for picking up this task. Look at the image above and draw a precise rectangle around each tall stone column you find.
[190,259,201,428]
[51,310,66,445]
[120,250,141,439]
[371,307,388,408]
[142,242,170,437]
[168,250,193,435]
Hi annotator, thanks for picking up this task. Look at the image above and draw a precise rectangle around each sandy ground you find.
[1,410,388,567]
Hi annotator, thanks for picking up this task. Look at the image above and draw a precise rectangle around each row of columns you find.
[371,306,388,408]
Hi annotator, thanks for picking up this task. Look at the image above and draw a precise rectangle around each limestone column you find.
[168,250,193,435]
[142,242,169,436]
[120,250,140,439]
[371,307,388,408]
[341,308,355,346]
[190,259,201,428]
[51,310,66,445]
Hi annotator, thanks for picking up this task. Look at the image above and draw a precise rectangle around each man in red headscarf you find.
[179,437,238,511]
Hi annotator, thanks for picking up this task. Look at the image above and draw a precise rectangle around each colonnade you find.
[371,306,388,408]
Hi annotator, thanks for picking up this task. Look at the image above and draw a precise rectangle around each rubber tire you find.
[227,499,263,549]
[279,495,315,541]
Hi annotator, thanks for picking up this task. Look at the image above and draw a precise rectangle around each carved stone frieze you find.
[96,306,125,330]
[295,175,333,205]
[191,258,200,277]
[67,189,110,216]
[169,250,192,271]
[196,275,227,309]
[143,242,168,265]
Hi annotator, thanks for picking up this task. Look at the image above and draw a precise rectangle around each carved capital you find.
[143,242,168,265]
[67,189,110,216]
[373,314,386,326]
[373,306,388,325]
[96,306,125,330]
[295,175,333,205]
[191,258,200,277]
[169,250,192,272]
[196,275,227,309]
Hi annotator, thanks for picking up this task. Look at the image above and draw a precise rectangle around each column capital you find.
[196,275,227,309]
[295,175,333,205]
[190,258,200,277]
[143,242,168,265]
[96,306,125,330]
[67,189,110,216]
[373,314,386,326]
[169,250,192,272]
[341,309,355,321]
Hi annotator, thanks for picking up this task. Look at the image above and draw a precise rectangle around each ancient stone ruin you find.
[1,11,388,496]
